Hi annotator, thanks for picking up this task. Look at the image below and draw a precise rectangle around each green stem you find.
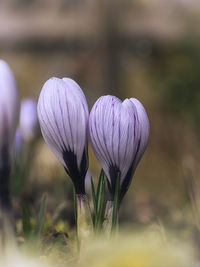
[0,207,15,252]
[103,173,120,237]
[103,200,119,238]
[103,200,114,236]
[0,162,11,211]
[76,194,93,245]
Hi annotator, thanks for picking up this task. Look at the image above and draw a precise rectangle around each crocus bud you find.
[19,99,38,142]
[37,77,89,194]
[89,95,149,201]
[0,60,19,209]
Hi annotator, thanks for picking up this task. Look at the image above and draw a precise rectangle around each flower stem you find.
[103,200,114,235]
[0,160,11,212]
[0,208,15,252]
[76,194,93,245]
[103,173,120,237]
[103,200,119,237]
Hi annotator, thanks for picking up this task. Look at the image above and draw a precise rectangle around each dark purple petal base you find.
[63,149,88,194]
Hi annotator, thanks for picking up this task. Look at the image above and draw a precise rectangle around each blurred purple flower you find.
[0,59,19,209]
[14,128,23,157]
[19,99,38,141]
[0,60,19,162]
[37,77,89,194]
[89,95,150,200]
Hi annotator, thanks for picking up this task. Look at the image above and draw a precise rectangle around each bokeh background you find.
[1,0,200,238]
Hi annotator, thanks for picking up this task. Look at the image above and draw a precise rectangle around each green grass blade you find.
[35,193,47,238]
[73,186,77,232]
[96,176,105,231]
[96,169,104,205]
[93,169,105,230]
[91,177,97,222]
[22,204,31,238]
[111,172,120,233]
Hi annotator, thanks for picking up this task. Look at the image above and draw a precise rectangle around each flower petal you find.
[37,77,89,193]
[130,98,150,169]
[89,95,149,200]
[19,99,38,141]
[0,60,19,160]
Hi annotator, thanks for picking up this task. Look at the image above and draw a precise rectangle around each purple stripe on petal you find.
[42,93,65,152]
[94,102,112,165]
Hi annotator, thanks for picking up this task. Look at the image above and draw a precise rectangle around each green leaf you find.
[96,169,104,204]
[90,169,106,232]
[73,186,77,232]
[111,172,120,233]
[91,177,97,222]
[22,204,31,238]
[35,193,47,238]
[96,175,105,231]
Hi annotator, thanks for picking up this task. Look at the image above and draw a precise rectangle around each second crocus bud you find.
[89,95,150,202]
[89,95,149,234]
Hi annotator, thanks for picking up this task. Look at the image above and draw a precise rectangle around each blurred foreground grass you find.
[0,226,197,267]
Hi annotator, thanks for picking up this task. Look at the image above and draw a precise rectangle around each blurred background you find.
[1,0,200,239]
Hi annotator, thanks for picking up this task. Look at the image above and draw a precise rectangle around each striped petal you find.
[37,77,89,194]
[129,98,150,170]
[89,95,149,200]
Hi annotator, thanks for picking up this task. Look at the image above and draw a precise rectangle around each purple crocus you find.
[0,60,19,209]
[19,99,38,142]
[89,95,149,201]
[14,128,23,157]
[0,60,19,157]
[37,77,89,194]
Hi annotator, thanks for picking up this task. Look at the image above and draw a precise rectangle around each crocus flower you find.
[0,59,19,209]
[0,60,19,159]
[89,95,149,201]
[14,128,23,157]
[19,99,38,142]
[37,77,93,241]
[37,77,89,194]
